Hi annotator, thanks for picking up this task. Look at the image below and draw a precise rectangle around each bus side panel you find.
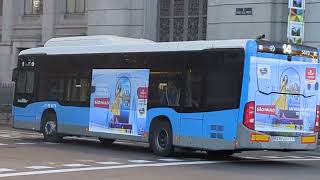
[13,101,91,136]
[13,106,37,131]
[201,109,238,150]
[145,108,239,150]
[145,108,181,145]
[179,113,204,148]
[56,106,90,136]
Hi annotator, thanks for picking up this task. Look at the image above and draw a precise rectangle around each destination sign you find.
[257,40,318,59]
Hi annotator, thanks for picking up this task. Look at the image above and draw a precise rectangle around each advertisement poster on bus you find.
[89,69,150,136]
[251,57,318,134]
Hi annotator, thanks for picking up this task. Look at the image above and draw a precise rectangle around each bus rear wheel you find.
[99,138,115,146]
[150,120,173,156]
[41,112,62,143]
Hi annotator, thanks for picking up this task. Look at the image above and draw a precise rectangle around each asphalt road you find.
[0,126,320,180]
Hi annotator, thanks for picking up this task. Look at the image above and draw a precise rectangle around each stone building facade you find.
[0,0,320,86]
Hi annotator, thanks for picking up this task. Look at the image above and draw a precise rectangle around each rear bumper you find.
[236,124,318,150]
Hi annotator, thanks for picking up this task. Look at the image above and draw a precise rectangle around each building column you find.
[144,0,158,41]
[42,0,56,43]
[1,0,14,43]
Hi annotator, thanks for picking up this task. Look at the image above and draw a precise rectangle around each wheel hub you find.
[45,121,56,135]
[157,129,168,149]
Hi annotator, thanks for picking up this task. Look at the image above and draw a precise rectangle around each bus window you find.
[68,77,91,104]
[165,80,180,106]
[79,78,90,103]
[16,70,34,95]
[184,67,203,109]
[204,51,244,110]
[25,71,34,94]
[65,78,72,102]
[17,71,27,94]
[47,78,64,101]
[149,72,183,108]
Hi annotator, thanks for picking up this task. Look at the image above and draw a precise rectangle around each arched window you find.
[159,0,207,42]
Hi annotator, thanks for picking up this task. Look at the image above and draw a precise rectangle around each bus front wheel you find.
[41,112,62,143]
[150,120,173,156]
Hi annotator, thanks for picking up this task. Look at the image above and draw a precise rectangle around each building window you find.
[66,0,86,14]
[159,0,207,42]
[24,0,43,15]
[0,0,3,16]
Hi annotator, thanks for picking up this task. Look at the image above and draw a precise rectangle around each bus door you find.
[60,75,91,134]
[254,55,318,134]
[179,66,204,148]
[13,69,37,129]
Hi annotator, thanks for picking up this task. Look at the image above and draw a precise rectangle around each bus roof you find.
[19,35,251,56]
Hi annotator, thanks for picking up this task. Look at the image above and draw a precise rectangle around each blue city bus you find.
[12,36,320,157]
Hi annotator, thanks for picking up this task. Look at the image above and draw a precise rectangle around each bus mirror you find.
[12,68,18,82]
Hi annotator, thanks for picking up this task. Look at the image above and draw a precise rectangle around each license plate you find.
[272,136,296,142]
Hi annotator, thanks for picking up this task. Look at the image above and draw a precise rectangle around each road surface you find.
[0,126,320,180]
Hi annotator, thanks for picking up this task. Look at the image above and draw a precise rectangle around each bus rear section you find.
[237,41,319,150]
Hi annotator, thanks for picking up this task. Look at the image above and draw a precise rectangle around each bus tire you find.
[99,138,115,146]
[41,112,62,143]
[150,120,173,156]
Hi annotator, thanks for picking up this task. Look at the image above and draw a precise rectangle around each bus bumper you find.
[236,125,318,151]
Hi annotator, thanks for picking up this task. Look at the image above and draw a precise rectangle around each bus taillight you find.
[315,105,320,132]
[244,101,255,130]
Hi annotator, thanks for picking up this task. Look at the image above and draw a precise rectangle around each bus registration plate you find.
[272,136,295,142]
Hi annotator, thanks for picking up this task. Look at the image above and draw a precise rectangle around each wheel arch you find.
[146,108,180,144]
[148,115,172,142]
[40,108,57,133]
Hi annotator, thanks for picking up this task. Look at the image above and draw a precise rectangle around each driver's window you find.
[17,71,27,94]
[16,70,35,94]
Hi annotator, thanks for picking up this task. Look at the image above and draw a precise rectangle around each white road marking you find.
[95,162,123,165]
[0,130,42,140]
[0,161,219,178]
[42,142,60,145]
[0,168,15,173]
[15,143,36,145]
[62,164,90,167]
[128,160,154,163]
[0,135,12,138]
[76,160,95,163]
[267,158,320,161]
[25,166,54,170]
[240,156,260,160]
[305,156,320,159]
[260,156,282,159]
[47,162,58,165]
[282,156,304,159]
[158,158,183,162]
[0,143,8,146]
